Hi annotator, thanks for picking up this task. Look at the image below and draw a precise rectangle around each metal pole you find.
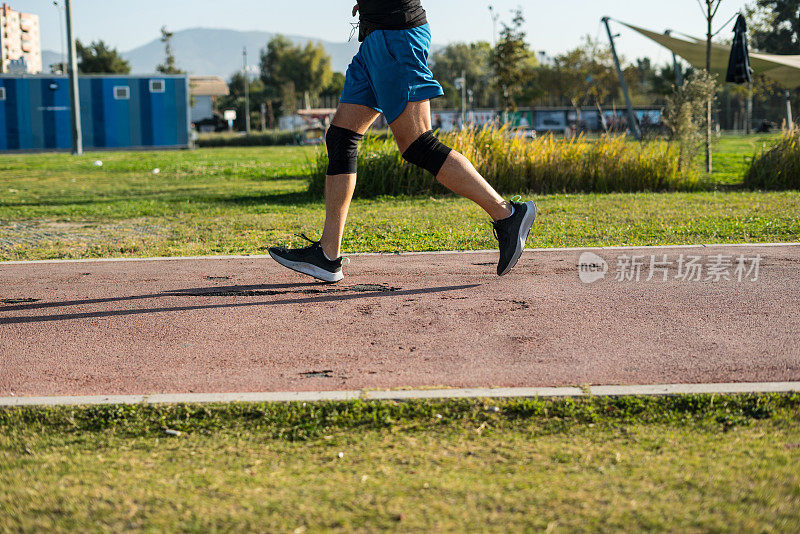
[64,0,82,155]
[461,70,466,129]
[672,53,683,87]
[260,102,266,131]
[243,47,251,135]
[488,5,500,113]
[786,90,794,128]
[54,1,66,72]
[602,17,640,140]
[488,6,498,47]
[704,1,713,173]
[664,30,683,87]
[746,82,752,135]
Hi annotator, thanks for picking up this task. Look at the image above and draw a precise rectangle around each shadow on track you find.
[0,282,327,312]
[0,284,480,325]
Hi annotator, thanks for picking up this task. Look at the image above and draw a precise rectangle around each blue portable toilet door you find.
[0,79,9,151]
[40,78,71,150]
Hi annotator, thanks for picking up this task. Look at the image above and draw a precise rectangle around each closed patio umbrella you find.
[726,14,752,84]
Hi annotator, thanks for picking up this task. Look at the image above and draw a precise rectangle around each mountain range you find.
[42,28,366,80]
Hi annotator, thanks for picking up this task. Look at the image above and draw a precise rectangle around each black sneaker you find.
[493,200,537,276]
[268,234,345,282]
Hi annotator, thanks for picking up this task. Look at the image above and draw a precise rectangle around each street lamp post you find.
[455,70,466,129]
[488,5,499,47]
[243,47,251,135]
[488,5,500,113]
[65,0,82,155]
[53,1,66,72]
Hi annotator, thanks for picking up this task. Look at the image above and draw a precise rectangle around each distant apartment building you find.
[0,3,42,74]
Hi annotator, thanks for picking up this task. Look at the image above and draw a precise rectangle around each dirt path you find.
[1,245,798,397]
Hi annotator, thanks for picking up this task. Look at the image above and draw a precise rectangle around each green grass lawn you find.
[1,135,797,261]
[2,138,799,530]
[711,133,781,184]
[1,395,799,532]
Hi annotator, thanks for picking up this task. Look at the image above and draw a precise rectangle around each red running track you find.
[1,245,798,397]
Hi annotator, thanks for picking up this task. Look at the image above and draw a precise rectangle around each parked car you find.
[301,126,326,145]
[506,126,537,140]
[193,114,227,133]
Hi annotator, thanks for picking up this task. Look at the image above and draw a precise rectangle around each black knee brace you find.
[326,125,363,175]
[401,130,452,177]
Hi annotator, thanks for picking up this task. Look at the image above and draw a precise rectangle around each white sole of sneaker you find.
[268,250,344,283]
[499,201,537,276]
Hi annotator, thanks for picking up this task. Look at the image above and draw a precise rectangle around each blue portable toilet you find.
[0,74,190,151]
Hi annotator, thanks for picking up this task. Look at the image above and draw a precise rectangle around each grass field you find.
[1,134,797,261]
[712,133,779,184]
[2,134,798,531]
[2,395,799,531]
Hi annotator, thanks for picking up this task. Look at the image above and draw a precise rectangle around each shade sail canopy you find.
[618,20,800,88]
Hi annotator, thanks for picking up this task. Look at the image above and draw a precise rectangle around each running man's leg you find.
[319,103,381,259]
[390,100,513,222]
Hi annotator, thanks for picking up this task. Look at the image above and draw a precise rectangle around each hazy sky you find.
[20,0,747,66]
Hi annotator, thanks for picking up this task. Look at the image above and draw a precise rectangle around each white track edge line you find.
[1,242,797,265]
[1,382,798,407]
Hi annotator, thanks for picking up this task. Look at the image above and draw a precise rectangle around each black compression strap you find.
[401,130,452,177]
[326,125,363,176]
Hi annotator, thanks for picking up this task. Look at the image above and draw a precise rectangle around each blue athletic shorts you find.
[340,23,444,124]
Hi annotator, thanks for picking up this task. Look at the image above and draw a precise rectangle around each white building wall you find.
[190,96,214,123]
[19,11,41,74]
[279,115,307,131]
[0,4,42,74]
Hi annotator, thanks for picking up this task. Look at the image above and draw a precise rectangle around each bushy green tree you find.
[319,72,346,106]
[746,0,800,53]
[156,26,184,74]
[431,42,493,109]
[491,8,537,111]
[228,71,265,99]
[650,64,695,96]
[259,36,333,115]
[217,71,268,131]
[549,36,618,120]
[524,44,694,109]
[76,40,130,74]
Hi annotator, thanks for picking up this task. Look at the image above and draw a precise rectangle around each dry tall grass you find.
[308,127,701,197]
[744,129,800,190]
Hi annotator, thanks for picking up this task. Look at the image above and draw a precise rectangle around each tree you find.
[551,36,618,121]
[320,72,346,107]
[651,64,695,97]
[699,0,723,173]
[260,36,333,115]
[156,26,184,74]
[228,71,259,98]
[663,70,718,171]
[431,42,493,109]
[746,0,800,53]
[76,40,130,74]
[491,8,537,111]
[217,71,268,131]
[736,2,800,128]
[323,72,346,97]
[260,35,294,114]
